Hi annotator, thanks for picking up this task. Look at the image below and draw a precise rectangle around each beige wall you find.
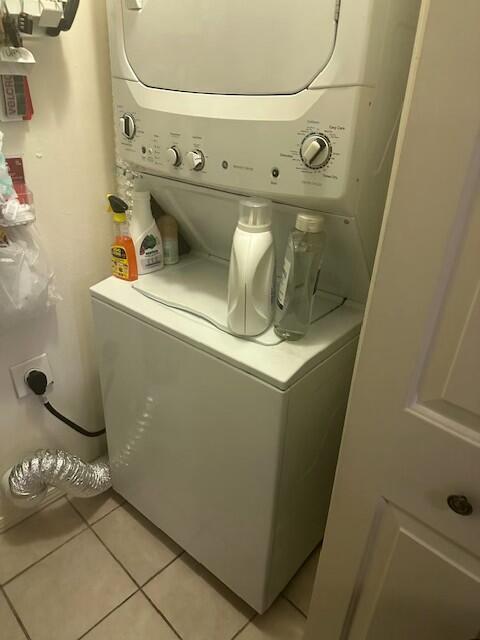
[0,1,114,528]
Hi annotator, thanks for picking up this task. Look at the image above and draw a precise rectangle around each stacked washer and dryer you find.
[91,0,420,613]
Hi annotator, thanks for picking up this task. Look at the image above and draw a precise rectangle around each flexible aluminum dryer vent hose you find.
[3,449,111,508]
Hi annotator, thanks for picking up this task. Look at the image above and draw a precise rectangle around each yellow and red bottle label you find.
[111,245,131,280]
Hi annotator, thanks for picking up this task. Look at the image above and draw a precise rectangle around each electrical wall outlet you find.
[10,353,54,399]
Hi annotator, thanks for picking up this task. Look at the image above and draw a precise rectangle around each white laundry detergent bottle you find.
[227,198,275,337]
[130,191,164,274]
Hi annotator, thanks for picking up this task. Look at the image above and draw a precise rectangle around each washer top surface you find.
[90,275,363,390]
[122,0,338,95]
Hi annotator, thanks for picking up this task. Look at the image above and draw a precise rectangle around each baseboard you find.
[0,486,65,533]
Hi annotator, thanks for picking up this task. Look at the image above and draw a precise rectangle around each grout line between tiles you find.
[141,550,254,640]
[2,526,88,587]
[0,494,66,537]
[230,611,258,640]
[281,594,308,619]
[7,495,256,640]
[87,521,187,639]
[4,497,141,640]
[76,589,140,640]
[66,498,124,527]
[69,498,185,592]
[1,584,32,640]
[71,494,187,640]
[1,496,126,586]
[141,588,184,640]
[140,549,185,588]
[75,519,142,588]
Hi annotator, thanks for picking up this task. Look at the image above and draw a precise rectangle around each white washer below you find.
[90,276,362,612]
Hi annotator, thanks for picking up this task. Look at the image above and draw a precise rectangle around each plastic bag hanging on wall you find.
[0,131,61,332]
[0,223,61,332]
[0,133,34,225]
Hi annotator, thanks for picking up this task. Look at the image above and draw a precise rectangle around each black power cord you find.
[25,370,106,438]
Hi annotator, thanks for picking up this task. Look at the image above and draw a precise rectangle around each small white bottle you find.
[227,198,275,337]
[130,191,164,274]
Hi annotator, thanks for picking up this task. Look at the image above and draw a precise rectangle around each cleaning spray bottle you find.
[227,198,275,336]
[129,191,164,274]
[108,195,138,282]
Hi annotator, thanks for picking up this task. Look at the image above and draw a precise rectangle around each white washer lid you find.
[122,0,338,95]
[90,275,364,390]
[132,254,345,346]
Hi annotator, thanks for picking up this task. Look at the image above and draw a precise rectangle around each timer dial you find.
[300,134,332,169]
[120,113,136,140]
[186,149,205,171]
[167,146,182,167]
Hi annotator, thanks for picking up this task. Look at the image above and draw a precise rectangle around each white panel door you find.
[349,505,480,639]
[305,0,480,638]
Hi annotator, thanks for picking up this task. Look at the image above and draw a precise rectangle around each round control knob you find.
[167,146,182,167]
[300,134,331,169]
[120,113,136,140]
[186,149,205,171]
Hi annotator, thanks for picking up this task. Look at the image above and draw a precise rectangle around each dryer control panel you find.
[113,79,371,215]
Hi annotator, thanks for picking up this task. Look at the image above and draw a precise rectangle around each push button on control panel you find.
[120,113,136,140]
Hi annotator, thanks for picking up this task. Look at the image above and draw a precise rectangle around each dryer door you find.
[122,0,338,95]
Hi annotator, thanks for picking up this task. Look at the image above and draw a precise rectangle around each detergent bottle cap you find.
[237,198,272,232]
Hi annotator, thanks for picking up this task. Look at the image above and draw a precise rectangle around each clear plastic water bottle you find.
[274,213,326,341]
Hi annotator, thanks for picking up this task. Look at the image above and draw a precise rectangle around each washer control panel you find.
[114,79,366,212]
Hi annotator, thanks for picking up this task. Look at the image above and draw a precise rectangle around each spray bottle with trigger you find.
[108,194,138,282]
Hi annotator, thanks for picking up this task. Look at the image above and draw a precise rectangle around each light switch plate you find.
[10,353,53,399]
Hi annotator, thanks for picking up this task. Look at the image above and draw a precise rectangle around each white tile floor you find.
[0,491,319,640]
